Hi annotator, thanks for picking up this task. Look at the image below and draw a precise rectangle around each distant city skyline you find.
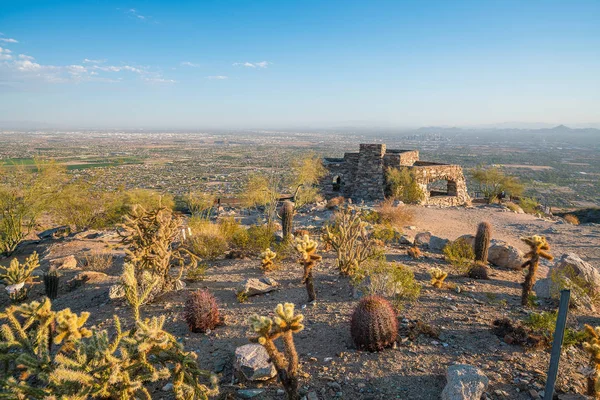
[1,0,599,129]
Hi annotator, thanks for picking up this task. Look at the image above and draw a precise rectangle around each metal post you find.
[544,289,571,400]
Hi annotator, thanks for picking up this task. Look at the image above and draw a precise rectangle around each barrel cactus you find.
[279,200,295,240]
[184,289,220,333]
[350,295,398,352]
[474,222,492,263]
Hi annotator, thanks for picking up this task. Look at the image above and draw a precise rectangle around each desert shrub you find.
[51,182,124,230]
[376,198,414,228]
[181,191,215,218]
[505,201,522,213]
[564,214,580,225]
[0,161,65,255]
[550,264,598,304]
[371,223,399,245]
[188,234,228,261]
[324,206,381,277]
[246,224,277,254]
[471,166,524,203]
[217,216,243,241]
[184,289,221,333]
[0,297,218,399]
[119,204,198,297]
[231,228,251,251]
[443,238,475,273]
[524,311,585,347]
[0,252,40,302]
[242,173,282,226]
[353,259,421,308]
[385,168,424,204]
[81,250,114,271]
[294,186,323,208]
[407,246,421,259]
[326,196,345,209]
[519,197,540,214]
[273,239,297,262]
[186,263,208,282]
[122,188,175,211]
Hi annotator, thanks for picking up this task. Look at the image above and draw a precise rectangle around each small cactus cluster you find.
[0,297,218,399]
[249,303,304,400]
[184,289,221,333]
[474,222,492,263]
[430,267,448,288]
[279,200,295,240]
[583,324,600,397]
[520,235,553,306]
[260,248,278,271]
[295,235,322,302]
[350,295,398,352]
[0,251,40,302]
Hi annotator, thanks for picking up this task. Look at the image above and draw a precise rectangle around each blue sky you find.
[0,0,599,129]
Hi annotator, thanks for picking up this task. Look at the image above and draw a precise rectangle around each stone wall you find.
[408,164,471,207]
[353,144,386,201]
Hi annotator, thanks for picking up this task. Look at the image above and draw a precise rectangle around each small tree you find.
[242,173,282,227]
[291,153,326,207]
[182,191,215,219]
[471,166,524,203]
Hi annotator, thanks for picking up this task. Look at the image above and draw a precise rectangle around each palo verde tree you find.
[471,165,524,203]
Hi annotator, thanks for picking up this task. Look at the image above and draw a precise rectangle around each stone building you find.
[322,143,471,206]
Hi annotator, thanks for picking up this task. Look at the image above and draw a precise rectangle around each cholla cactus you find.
[520,235,553,306]
[249,303,304,400]
[430,267,448,288]
[295,235,322,302]
[0,252,40,302]
[0,298,218,399]
[120,262,160,322]
[118,204,199,297]
[260,248,277,271]
[584,324,600,397]
[324,206,378,277]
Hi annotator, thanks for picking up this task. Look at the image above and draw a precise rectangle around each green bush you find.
[371,223,399,244]
[353,259,421,309]
[443,238,475,273]
[246,224,277,254]
[122,189,175,212]
[523,311,585,347]
[385,168,424,204]
[519,197,540,214]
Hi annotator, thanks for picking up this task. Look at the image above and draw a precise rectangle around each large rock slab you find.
[234,344,277,381]
[238,277,279,297]
[441,364,489,400]
[429,236,450,251]
[50,255,78,270]
[414,232,432,246]
[535,277,595,312]
[553,253,600,293]
[488,240,525,270]
[67,271,118,291]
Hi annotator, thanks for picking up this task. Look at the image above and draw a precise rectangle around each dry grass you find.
[326,196,345,209]
[80,251,114,271]
[376,198,414,229]
[564,214,580,225]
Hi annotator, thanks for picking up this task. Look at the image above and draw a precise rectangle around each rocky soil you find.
[1,204,599,400]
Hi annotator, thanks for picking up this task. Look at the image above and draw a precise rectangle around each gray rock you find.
[399,235,413,245]
[553,253,600,293]
[307,392,318,400]
[488,240,525,270]
[161,383,173,392]
[37,226,70,239]
[67,271,118,291]
[237,389,265,399]
[429,236,450,251]
[533,278,552,299]
[234,344,277,381]
[441,364,489,400]
[456,234,475,248]
[414,232,432,246]
[238,277,279,297]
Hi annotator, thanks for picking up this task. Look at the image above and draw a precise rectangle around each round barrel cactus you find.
[184,289,220,333]
[350,295,398,352]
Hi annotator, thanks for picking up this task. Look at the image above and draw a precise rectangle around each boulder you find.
[414,232,432,246]
[553,253,600,293]
[456,234,475,248]
[487,240,525,270]
[429,236,450,251]
[37,226,70,240]
[234,344,277,381]
[50,255,78,270]
[398,235,413,245]
[441,364,489,400]
[238,277,279,297]
[534,276,595,312]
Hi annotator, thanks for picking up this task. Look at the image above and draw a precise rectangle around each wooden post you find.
[543,289,571,400]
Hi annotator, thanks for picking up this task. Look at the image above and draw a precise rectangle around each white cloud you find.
[83,58,105,64]
[93,64,143,74]
[181,61,200,67]
[233,61,270,68]
[0,47,12,60]
[206,75,228,80]
[15,60,42,71]
[125,8,151,21]
[143,76,176,84]
[19,54,35,60]
[0,38,18,44]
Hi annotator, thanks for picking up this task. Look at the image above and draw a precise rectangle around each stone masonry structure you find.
[322,143,471,206]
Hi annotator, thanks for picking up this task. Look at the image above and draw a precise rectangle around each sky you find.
[0,0,599,129]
